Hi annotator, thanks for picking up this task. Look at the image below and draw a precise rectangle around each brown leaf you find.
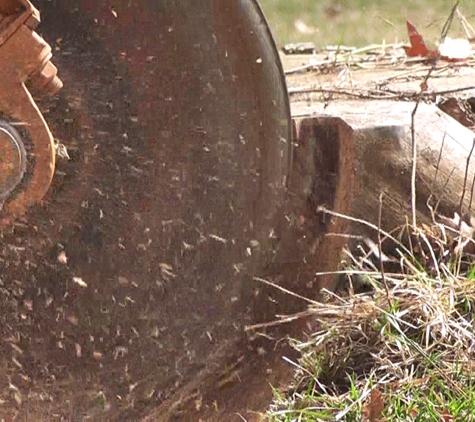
[362,388,385,421]
[440,408,453,422]
[409,406,418,418]
[404,21,433,58]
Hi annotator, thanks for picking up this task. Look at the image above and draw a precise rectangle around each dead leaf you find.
[403,20,471,62]
[403,21,437,58]
[362,388,385,422]
[409,406,418,418]
[439,408,453,422]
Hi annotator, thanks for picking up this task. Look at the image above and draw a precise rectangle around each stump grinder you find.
[0,0,342,419]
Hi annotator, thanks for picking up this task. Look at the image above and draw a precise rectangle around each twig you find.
[317,205,413,257]
[409,0,460,228]
[410,93,427,227]
[457,9,475,39]
[288,86,399,99]
[245,311,311,331]
[288,85,475,100]
[376,14,396,29]
[284,48,475,76]
[469,168,475,214]
[284,44,411,75]
[253,276,318,305]
[325,45,356,52]
[403,85,475,97]
[440,3,461,43]
[377,193,392,308]
[432,132,446,191]
[468,141,475,213]
[434,166,457,214]
[458,138,475,232]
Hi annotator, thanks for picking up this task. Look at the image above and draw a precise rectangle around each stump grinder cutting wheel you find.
[0,0,317,420]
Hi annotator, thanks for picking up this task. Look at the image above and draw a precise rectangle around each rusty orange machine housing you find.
[0,0,61,220]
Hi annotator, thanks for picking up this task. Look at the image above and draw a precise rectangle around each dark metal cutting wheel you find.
[0,0,292,418]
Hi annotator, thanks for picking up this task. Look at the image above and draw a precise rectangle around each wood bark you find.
[289,99,475,282]
[282,55,475,247]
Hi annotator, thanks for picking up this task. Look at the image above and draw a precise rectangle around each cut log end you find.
[275,117,356,296]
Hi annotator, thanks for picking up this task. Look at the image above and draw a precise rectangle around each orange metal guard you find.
[0,0,62,220]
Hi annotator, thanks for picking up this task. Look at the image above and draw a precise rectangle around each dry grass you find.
[266,214,475,421]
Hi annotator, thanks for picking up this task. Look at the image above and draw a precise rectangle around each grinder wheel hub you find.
[0,121,27,201]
